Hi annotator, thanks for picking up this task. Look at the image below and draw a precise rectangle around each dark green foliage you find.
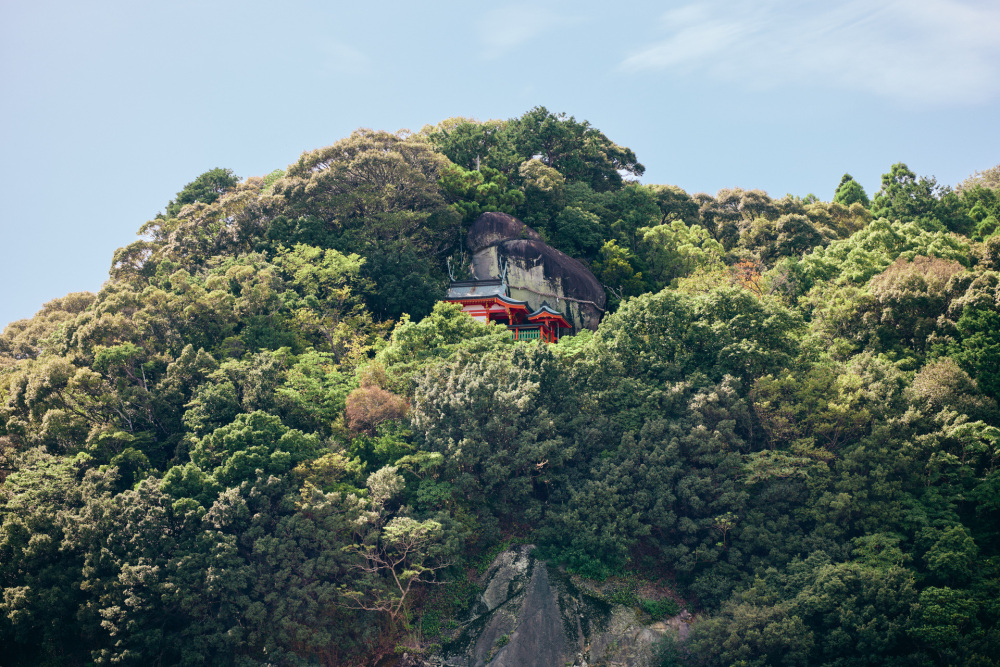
[189,411,320,486]
[653,633,686,667]
[956,305,1000,399]
[642,597,680,619]
[871,162,973,235]
[506,106,645,192]
[356,239,445,321]
[556,205,605,257]
[413,344,576,522]
[593,240,649,309]
[438,164,525,222]
[424,117,518,174]
[834,173,871,208]
[164,167,240,218]
[417,576,481,639]
[591,287,802,386]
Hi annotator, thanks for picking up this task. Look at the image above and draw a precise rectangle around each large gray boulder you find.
[465,214,606,332]
[466,212,543,254]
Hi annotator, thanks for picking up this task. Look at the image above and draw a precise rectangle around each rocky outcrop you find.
[466,212,543,254]
[417,546,691,667]
[465,214,606,332]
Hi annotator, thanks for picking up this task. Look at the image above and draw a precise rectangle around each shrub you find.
[345,385,409,434]
[641,597,680,619]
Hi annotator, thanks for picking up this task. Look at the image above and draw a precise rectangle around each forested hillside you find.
[2,108,999,666]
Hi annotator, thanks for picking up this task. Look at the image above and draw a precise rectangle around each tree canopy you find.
[2,114,999,666]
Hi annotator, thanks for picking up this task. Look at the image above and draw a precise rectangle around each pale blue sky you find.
[2,0,998,328]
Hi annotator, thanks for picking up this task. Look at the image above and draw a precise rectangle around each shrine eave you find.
[527,305,571,328]
[445,294,530,310]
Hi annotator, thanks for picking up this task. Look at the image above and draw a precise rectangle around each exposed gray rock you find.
[483,560,568,667]
[423,546,691,667]
[467,212,543,255]
[585,606,666,667]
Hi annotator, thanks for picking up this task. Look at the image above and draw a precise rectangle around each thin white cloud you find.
[318,40,371,75]
[621,0,1000,104]
[478,4,564,59]
[622,20,747,70]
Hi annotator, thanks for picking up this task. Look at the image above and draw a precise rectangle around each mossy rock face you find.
[428,546,684,667]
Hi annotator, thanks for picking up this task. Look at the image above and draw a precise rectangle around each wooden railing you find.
[508,326,541,341]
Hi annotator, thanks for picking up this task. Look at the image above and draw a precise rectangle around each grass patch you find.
[641,597,680,619]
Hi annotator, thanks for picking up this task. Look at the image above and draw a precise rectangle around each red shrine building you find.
[444,278,571,343]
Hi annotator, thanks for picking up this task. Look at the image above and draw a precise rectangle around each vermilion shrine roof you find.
[527,304,571,328]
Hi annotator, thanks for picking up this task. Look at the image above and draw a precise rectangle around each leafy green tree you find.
[590,287,802,386]
[920,525,978,585]
[740,213,831,264]
[514,158,567,235]
[684,598,814,667]
[82,470,372,665]
[342,466,455,625]
[555,205,604,257]
[130,178,273,280]
[374,301,510,395]
[638,220,723,288]
[423,117,519,173]
[696,188,776,250]
[164,167,240,218]
[956,305,1000,399]
[811,256,968,361]
[958,180,1000,241]
[647,184,700,225]
[907,357,998,423]
[803,200,871,240]
[413,344,575,522]
[0,451,107,665]
[592,240,648,308]
[871,163,938,223]
[686,557,922,667]
[274,350,355,435]
[608,183,662,251]
[910,586,979,657]
[541,379,752,590]
[869,163,972,234]
[834,173,871,208]
[752,363,873,451]
[798,216,971,289]
[0,292,95,366]
[437,164,524,222]
[506,106,644,192]
[272,244,382,365]
[189,411,320,487]
[794,562,919,665]
[274,129,461,320]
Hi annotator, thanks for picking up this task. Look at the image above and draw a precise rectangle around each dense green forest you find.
[2,107,1000,666]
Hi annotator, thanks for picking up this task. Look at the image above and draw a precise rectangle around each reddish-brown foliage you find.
[345,385,409,434]
[730,259,766,297]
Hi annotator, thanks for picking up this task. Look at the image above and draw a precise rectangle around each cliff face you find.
[414,546,689,667]
[465,213,606,332]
